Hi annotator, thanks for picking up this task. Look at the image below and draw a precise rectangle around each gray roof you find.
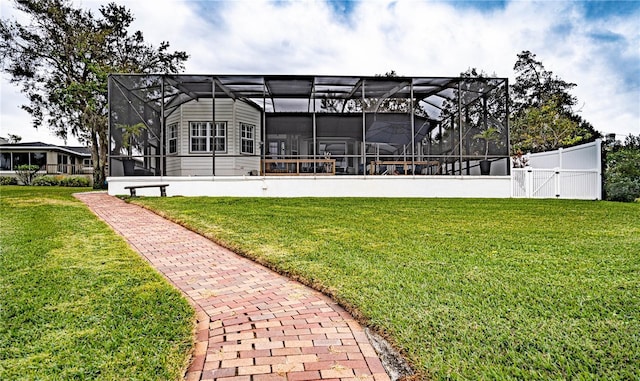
[0,142,91,157]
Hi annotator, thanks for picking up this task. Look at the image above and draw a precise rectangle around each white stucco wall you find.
[108,175,511,198]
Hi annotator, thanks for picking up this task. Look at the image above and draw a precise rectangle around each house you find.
[155,98,439,177]
[0,141,92,177]
[107,74,514,197]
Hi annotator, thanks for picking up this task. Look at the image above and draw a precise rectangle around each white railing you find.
[512,168,601,200]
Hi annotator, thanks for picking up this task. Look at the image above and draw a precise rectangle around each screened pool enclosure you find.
[108,74,510,178]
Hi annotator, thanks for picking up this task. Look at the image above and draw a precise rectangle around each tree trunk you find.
[91,130,103,189]
[91,126,108,190]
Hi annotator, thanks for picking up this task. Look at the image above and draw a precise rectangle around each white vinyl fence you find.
[511,139,602,200]
[525,139,602,170]
[512,168,601,199]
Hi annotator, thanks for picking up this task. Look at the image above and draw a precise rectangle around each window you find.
[0,152,46,170]
[30,152,46,168]
[83,158,93,167]
[12,152,29,169]
[214,122,226,152]
[240,123,255,154]
[268,140,288,159]
[167,123,178,154]
[190,121,226,152]
[190,122,208,152]
[0,152,10,170]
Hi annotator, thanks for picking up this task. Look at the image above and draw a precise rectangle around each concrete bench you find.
[124,184,169,197]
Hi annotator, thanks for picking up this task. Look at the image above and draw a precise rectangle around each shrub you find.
[32,175,61,186]
[14,164,41,185]
[29,175,90,187]
[605,135,640,202]
[0,176,18,185]
[606,177,640,202]
[59,176,91,187]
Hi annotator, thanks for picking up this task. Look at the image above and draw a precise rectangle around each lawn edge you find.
[73,191,198,380]
[129,198,419,380]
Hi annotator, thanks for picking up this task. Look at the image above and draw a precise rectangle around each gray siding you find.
[163,99,261,176]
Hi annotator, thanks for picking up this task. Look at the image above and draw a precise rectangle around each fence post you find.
[558,147,563,169]
[526,168,533,198]
[554,168,560,198]
[595,138,602,200]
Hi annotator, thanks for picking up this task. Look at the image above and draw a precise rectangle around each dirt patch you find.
[365,328,414,381]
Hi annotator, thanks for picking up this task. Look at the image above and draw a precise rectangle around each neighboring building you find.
[0,141,92,176]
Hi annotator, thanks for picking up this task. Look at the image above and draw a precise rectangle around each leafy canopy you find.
[0,0,188,188]
[510,51,599,153]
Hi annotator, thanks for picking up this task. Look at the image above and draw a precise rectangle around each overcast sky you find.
[1,0,638,146]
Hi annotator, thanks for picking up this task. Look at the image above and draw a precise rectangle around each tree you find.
[473,126,501,160]
[510,95,585,152]
[14,164,40,185]
[321,70,429,116]
[510,51,599,153]
[0,0,188,188]
[439,68,509,158]
[511,51,577,116]
[7,134,22,143]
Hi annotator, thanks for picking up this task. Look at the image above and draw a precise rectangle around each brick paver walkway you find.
[75,192,391,381]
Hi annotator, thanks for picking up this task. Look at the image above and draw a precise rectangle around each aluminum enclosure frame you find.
[107,74,510,178]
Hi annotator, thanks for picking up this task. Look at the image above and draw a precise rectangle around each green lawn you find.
[0,186,194,380]
[132,196,640,380]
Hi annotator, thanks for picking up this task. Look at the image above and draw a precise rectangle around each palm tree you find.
[473,126,501,175]
[473,126,501,160]
[118,122,147,175]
